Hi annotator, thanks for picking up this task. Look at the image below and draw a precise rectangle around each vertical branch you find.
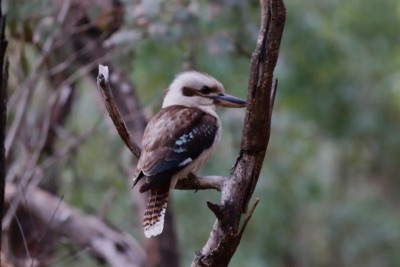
[192,0,286,266]
[240,0,286,212]
[0,3,7,259]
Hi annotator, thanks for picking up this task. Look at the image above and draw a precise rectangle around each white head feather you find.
[162,71,225,115]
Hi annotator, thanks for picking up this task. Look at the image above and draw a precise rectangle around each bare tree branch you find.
[97,67,141,158]
[192,0,286,266]
[240,0,286,212]
[4,183,147,267]
[174,174,225,192]
[238,197,260,237]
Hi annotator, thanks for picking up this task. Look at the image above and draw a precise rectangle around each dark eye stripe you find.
[182,86,198,97]
[182,86,218,97]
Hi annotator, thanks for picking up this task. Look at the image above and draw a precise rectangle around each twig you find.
[52,247,90,267]
[97,65,141,158]
[5,86,31,159]
[5,0,72,158]
[41,119,101,169]
[2,169,42,230]
[270,79,278,116]
[12,210,32,261]
[3,119,99,232]
[29,193,65,267]
[238,198,260,237]
[174,175,225,192]
[3,88,64,228]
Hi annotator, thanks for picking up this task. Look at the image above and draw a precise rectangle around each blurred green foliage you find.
[5,0,400,266]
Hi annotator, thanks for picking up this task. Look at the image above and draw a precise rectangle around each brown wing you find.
[133,105,218,192]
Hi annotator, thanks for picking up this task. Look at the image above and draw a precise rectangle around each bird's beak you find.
[211,93,247,108]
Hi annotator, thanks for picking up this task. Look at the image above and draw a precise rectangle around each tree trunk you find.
[0,3,8,261]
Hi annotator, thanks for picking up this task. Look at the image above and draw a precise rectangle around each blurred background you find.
[2,0,400,266]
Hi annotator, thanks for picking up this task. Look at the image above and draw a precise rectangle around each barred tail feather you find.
[143,187,169,238]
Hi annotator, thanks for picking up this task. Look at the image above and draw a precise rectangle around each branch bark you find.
[192,1,286,265]
[4,183,147,267]
[97,68,141,158]
[0,3,7,261]
[174,174,225,192]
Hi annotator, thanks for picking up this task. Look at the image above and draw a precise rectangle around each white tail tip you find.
[144,208,166,238]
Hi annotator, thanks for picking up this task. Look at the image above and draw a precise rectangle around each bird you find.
[132,71,246,238]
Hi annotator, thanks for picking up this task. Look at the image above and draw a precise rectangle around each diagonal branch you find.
[97,66,141,158]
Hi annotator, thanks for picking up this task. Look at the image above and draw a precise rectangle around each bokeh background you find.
[3,0,400,266]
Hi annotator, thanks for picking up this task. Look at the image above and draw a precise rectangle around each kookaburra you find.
[133,71,246,238]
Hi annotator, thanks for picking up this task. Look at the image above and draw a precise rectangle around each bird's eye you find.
[200,86,212,95]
